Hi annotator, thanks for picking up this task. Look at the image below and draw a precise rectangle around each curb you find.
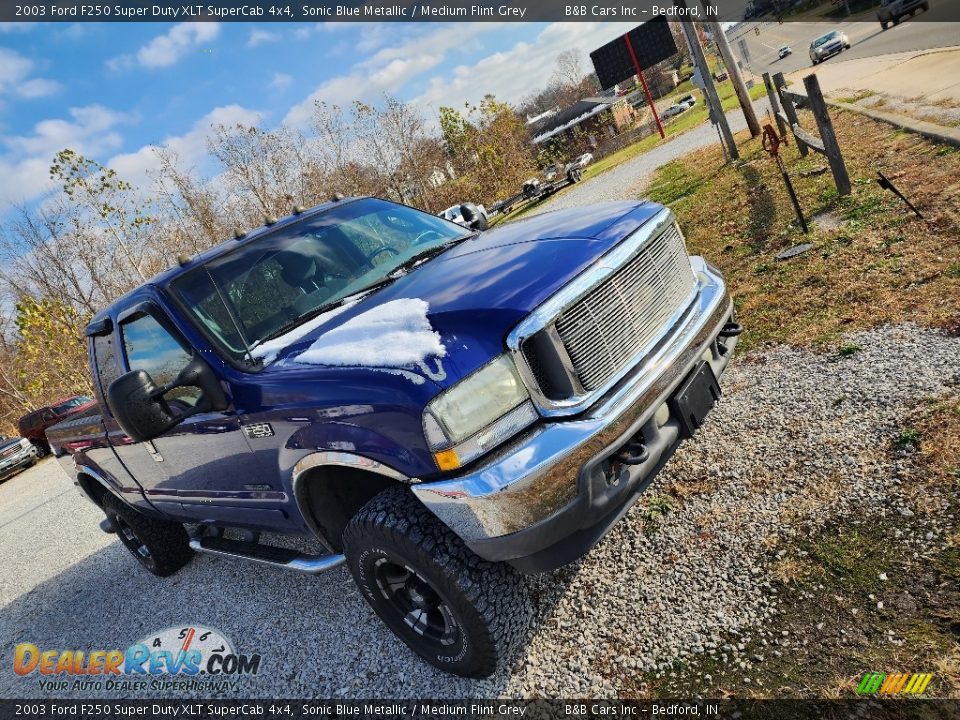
[825,100,960,149]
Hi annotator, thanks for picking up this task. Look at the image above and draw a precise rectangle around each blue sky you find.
[0,20,641,209]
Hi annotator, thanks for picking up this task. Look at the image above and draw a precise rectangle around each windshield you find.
[52,396,92,414]
[170,198,468,362]
[813,33,838,47]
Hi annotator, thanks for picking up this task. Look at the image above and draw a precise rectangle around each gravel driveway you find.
[525,101,767,216]
[1,324,956,699]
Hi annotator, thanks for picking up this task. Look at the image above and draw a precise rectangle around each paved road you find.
[728,2,958,74]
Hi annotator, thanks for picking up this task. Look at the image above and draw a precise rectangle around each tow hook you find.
[615,441,650,466]
[719,322,743,338]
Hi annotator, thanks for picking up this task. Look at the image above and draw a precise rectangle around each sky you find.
[0,20,643,211]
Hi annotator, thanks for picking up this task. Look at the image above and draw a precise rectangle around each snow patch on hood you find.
[293,298,446,368]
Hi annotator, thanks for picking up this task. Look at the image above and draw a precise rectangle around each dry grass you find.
[911,395,960,488]
[645,108,960,352]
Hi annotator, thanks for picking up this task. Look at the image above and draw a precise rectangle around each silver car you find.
[809,30,850,65]
[0,437,39,481]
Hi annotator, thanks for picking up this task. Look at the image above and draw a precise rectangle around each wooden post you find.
[803,73,851,196]
[773,72,808,157]
[679,13,739,160]
[709,21,761,137]
[763,72,787,138]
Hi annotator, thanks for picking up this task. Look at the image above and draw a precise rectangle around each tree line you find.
[0,92,550,433]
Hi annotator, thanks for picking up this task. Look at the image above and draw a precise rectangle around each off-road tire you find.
[32,442,48,458]
[342,486,531,678]
[102,495,192,577]
[881,20,888,29]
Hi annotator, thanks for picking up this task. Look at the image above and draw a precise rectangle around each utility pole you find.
[677,11,739,160]
[709,20,761,137]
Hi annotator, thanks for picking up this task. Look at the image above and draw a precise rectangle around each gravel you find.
[524,100,767,217]
[1,323,957,699]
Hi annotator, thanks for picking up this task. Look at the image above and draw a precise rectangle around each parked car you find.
[18,395,97,456]
[438,202,489,231]
[809,30,850,65]
[543,163,561,182]
[678,94,697,108]
[778,46,792,59]
[576,152,594,167]
[878,0,928,28]
[48,196,739,679]
[0,436,39,481]
[662,103,688,119]
[713,71,729,82]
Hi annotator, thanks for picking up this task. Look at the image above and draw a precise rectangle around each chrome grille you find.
[554,223,695,391]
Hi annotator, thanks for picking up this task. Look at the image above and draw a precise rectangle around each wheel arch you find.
[76,469,116,509]
[292,452,417,553]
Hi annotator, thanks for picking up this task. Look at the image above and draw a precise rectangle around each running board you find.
[189,536,346,575]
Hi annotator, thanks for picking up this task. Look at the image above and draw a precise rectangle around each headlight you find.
[423,355,538,471]
[19,439,30,449]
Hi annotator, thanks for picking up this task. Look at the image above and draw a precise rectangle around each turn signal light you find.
[433,449,460,472]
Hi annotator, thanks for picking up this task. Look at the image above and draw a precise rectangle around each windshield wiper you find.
[254,292,363,348]
[387,235,473,279]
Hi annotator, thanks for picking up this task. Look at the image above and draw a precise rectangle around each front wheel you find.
[881,20,888,29]
[343,486,531,678]
[32,442,48,458]
[102,495,193,577]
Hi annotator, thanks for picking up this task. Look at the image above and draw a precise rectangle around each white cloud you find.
[108,104,261,189]
[283,24,505,126]
[0,23,36,33]
[108,22,220,70]
[247,28,280,47]
[0,47,60,99]
[0,105,133,207]
[411,22,641,113]
[269,72,292,91]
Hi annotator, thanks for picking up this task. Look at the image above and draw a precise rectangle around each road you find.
[727,1,958,73]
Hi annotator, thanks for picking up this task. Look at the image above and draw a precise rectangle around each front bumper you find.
[0,444,38,478]
[412,257,737,572]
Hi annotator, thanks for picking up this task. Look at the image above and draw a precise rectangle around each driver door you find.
[106,303,270,525]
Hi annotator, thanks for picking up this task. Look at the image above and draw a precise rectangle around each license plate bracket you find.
[669,361,721,438]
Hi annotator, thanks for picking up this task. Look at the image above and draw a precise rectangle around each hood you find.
[0,437,24,452]
[263,200,664,387]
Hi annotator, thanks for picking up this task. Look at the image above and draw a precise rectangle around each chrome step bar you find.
[189,536,346,575]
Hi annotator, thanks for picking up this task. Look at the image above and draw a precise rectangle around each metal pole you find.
[709,20,761,137]
[624,33,665,139]
[677,14,739,160]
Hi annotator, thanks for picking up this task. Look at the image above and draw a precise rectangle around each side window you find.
[120,312,199,408]
[93,333,123,405]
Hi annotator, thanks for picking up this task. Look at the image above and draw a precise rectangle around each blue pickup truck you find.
[49,196,739,678]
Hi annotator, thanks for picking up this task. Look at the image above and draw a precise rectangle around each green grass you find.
[581,81,768,183]
[894,427,921,448]
[837,343,863,357]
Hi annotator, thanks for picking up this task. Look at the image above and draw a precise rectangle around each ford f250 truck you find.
[48,196,739,678]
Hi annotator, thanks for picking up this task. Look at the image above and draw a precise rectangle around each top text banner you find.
[5,0,959,23]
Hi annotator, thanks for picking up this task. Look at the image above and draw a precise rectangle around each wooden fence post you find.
[803,73,851,196]
[763,72,787,138]
[773,72,808,157]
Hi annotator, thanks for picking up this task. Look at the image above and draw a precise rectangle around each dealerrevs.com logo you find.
[13,625,262,693]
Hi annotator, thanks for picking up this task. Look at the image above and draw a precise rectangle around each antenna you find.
[201,264,259,368]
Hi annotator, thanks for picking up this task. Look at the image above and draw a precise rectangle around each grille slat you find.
[554,223,695,392]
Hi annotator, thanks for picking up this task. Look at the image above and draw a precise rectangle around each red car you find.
[17,395,97,456]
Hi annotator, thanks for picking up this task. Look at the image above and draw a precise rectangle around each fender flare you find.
[291,451,415,550]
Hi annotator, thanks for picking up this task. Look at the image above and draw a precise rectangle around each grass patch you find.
[644,108,960,350]
[893,427,921,449]
[836,343,863,357]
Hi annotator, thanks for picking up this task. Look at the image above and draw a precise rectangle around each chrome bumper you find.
[412,257,736,552]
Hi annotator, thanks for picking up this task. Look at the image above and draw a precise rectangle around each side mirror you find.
[107,356,228,442]
[459,202,488,231]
